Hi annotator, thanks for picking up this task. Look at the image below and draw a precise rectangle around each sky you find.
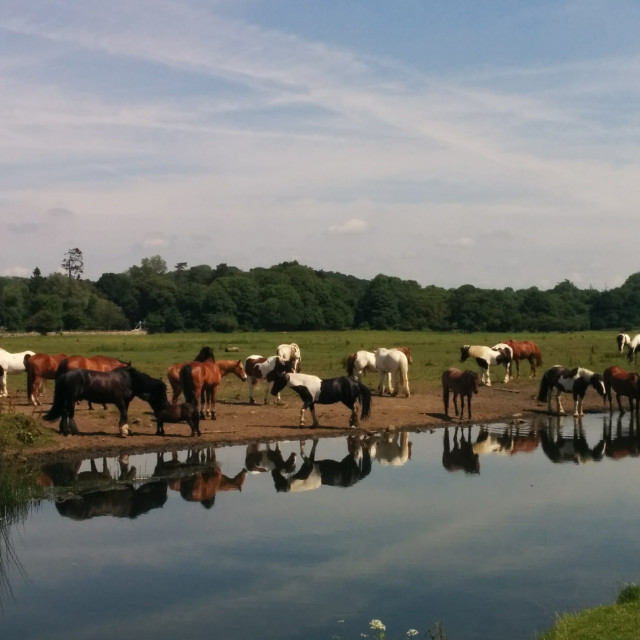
[1,0,640,291]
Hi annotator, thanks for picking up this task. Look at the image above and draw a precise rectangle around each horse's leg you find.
[0,371,7,397]
[484,365,491,386]
[156,418,164,436]
[248,377,256,404]
[308,403,319,427]
[117,400,130,437]
[443,386,450,417]
[453,391,459,417]
[377,372,385,396]
[68,400,79,435]
[556,391,565,415]
[210,384,218,420]
[466,393,472,419]
[170,378,182,405]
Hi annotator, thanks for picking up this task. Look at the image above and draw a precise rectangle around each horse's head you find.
[234,360,248,381]
[467,371,480,394]
[459,346,470,362]
[195,346,215,362]
[591,373,607,398]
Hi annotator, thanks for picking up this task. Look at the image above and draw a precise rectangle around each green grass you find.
[0,329,628,404]
[539,584,640,639]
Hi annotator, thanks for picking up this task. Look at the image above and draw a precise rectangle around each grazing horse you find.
[374,348,410,397]
[626,334,640,364]
[24,352,67,406]
[271,437,372,493]
[603,365,640,414]
[141,373,200,437]
[441,368,479,419]
[276,343,302,372]
[617,333,632,354]
[43,363,164,436]
[270,361,372,427]
[459,344,512,386]
[166,346,216,404]
[0,347,36,397]
[536,365,606,416]
[244,354,290,404]
[500,339,543,380]
[180,358,247,420]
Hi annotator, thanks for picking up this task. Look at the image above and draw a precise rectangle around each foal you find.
[442,368,479,420]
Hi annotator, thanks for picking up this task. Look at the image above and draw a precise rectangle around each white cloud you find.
[328,218,370,235]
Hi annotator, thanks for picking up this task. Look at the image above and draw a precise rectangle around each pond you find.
[2,412,640,640]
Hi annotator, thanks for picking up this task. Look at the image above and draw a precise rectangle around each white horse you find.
[374,348,410,397]
[617,333,631,354]
[368,431,412,466]
[459,344,512,386]
[0,347,35,397]
[276,343,302,372]
[626,334,640,364]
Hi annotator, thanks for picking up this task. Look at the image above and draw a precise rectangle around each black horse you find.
[43,362,165,437]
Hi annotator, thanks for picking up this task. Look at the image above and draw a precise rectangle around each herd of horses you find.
[2,332,640,437]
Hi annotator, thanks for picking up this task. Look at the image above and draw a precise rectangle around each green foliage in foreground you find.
[539,584,640,640]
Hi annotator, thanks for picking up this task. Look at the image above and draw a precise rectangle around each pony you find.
[141,372,200,436]
[442,426,480,474]
[179,358,247,420]
[441,368,479,419]
[166,346,216,404]
[271,437,372,493]
[0,347,36,397]
[269,360,372,427]
[459,344,512,386]
[602,365,640,414]
[374,348,410,397]
[626,334,640,364]
[536,365,606,416]
[24,352,68,406]
[276,343,302,372]
[244,354,289,404]
[43,362,164,437]
[500,339,543,380]
[345,346,411,394]
[617,333,631,354]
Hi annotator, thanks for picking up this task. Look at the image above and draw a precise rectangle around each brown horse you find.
[442,367,479,419]
[167,347,215,404]
[603,365,640,413]
[180,359,247,420]
[502,339,542,380]
[24,352,68,406]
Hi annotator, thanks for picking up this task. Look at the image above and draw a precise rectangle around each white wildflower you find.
[369,619,386,631]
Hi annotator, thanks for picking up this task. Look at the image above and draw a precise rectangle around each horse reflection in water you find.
[602,413,640,462]
[154,448,247,509]
[472,424,540,457]
[539,416,606,465]
[38,456,167,520]
[245,442,297,475]
[271,437,372,493]
[368,430,412,467]
[442,426,479,475]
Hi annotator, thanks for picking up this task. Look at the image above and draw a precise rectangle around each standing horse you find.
[626,334,640,364]
[167,346,215,404]
[459,344,512,386]
[24,352,68,406]
[43,363,164,437]
[180,359,247,420]
[603,365,640,414]
[374,348,410,397]
[0,347,36,397]
[276,343,302,372]
[244,354,289,404]
[500,339,543,380]
[536,365,606,416]
[617,333,632,354]
[270,361,372,427]
[441,368,479,419]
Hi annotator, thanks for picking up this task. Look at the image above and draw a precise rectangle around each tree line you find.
[1,255,640,334]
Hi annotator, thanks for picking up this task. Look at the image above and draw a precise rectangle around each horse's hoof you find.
[249,398,256,405]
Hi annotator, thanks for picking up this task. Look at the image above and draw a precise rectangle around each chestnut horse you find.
[24,352,68,406]
[167,347,215,404]
[501,339,543,380]
[603,365,640,414]
[442,368,479,419]
[180,359,247,420]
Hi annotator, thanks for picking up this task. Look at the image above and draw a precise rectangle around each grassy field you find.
[0,329,627,403]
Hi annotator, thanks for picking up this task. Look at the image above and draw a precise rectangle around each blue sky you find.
[2,0,639,289]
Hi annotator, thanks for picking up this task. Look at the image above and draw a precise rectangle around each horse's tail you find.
[24,353,34,399]
[180,364,198,406]
[536,371,550,403]
[346,353,356,377]
[399,354,410,395]
[56,358,70,377]
[534,345,543,366]
[358,382,372,421]
[43,374,67,422]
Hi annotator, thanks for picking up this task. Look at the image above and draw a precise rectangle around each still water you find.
[3,412,640,640]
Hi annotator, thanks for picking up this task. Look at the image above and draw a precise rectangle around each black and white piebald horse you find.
[617,333,631,354]
[536,365,606,416]
[269,360,372,428]
[459,344,512,386]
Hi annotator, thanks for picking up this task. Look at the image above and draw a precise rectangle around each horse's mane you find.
[194,346,215,362]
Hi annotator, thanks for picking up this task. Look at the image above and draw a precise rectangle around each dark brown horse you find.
[603,365,640,413]
[442,367,479,419]
[502,339,542,380]
[24,352,68,406]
